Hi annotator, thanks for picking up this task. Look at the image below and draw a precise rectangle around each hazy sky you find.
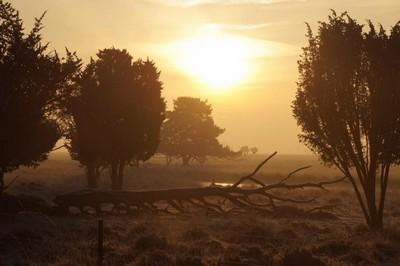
[10,0,400,154]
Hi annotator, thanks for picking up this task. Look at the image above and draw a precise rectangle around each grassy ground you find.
[1,210,400,265]
[1,151,400,265]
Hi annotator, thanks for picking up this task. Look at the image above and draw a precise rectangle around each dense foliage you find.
[0,1,79,193]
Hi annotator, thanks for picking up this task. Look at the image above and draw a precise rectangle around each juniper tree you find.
[67,48,165,189]
[293,11,400,230]
[0,1,79,195]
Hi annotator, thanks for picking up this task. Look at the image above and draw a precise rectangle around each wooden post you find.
[97,219,103,265]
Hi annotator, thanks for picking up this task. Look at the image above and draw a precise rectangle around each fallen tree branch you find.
[54,152,345,217]
[3,175,18,190]
[232,151,277,188]
[277,165,312,185]
[51,144,66,152]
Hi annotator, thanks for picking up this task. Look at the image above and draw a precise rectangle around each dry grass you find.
[1,151,400,265]
[1,210,400,265]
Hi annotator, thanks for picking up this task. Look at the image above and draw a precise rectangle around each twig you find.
[4,175,18,190]
[52,144,66,152]
[305,204,338,213]
[232,151,277,187]
[264,176,347,191]
[277,165,312,184]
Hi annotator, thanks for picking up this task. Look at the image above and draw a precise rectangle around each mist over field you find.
[10,152,339,190]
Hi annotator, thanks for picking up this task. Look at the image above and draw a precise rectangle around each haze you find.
[11,0,400,154]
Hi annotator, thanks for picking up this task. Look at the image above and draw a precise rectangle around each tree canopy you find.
[0,1,80,193]
[66,48,165,189]
[159,97,237,165]
[292,11,400,230]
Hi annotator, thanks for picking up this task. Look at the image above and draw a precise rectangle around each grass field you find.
[1,151,400,265]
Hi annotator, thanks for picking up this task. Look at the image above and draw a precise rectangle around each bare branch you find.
[277,165,312,184]
[232,151,277,187]
[305,204,338,214]
[51,144,66,152]
[4,175,18,190]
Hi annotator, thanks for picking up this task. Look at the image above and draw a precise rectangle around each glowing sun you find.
[171,30,259,91]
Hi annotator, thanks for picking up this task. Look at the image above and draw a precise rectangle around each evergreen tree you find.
[0,1,80,194]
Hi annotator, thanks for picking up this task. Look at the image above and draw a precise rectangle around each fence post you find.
[97,219,103,265]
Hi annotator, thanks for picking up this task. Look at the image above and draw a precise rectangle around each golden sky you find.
[11,0,400,154]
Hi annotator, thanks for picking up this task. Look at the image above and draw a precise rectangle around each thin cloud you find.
[207,22,273,30]
[149,0,307,7]
[206,21,294,31]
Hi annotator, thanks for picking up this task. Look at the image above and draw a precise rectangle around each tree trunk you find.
[378,164,390,230]
[365,164,384,231]
[367,200,381,231]
[111,162,119,190]
[369,213,383,231]
[95,165,101,180]
[166,156,172,166]
[86,162,98,188]
[0,169,4,198]
[182,155,190,166]
[117,162,124,190]
[111,162,124,190]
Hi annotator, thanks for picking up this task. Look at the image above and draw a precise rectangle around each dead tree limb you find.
[232,151,277,187]
[55,152,345,217]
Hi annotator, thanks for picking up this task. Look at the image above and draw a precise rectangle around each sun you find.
[171,29,257,91]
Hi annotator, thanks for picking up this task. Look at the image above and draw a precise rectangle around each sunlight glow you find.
[170,28,265,91]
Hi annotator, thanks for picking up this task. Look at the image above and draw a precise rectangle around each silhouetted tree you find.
[293,11,400,230]
[67,48,165,189]
[65,62,105,188]
[250,147,258,155]
[159,97,237,166]
[0,1,80,195]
